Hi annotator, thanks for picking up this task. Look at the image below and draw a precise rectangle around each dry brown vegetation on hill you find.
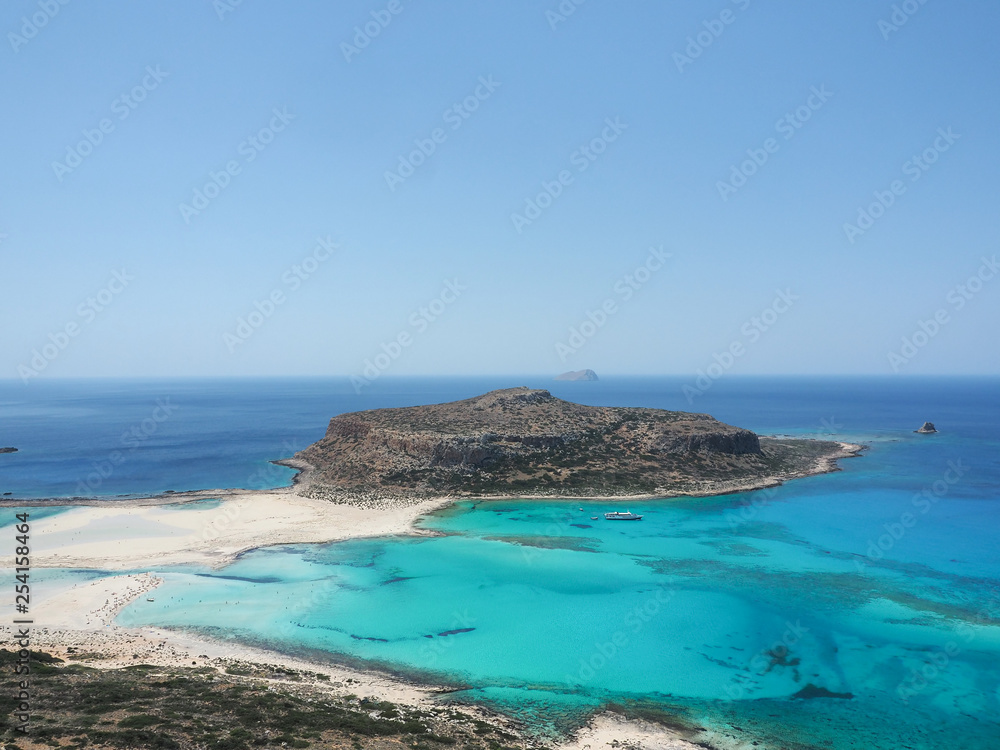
[296,388,858,502]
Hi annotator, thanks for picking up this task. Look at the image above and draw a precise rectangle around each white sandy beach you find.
[0,487,714,749]
[1,567,702,750]
[11,489,452,570]
[6,571,437,706]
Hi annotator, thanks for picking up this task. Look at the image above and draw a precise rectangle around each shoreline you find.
[0,440,866,749]
[0,441,864,572]
[0,442,865,571]
[448,439,865,502]
[3,572,706,750]
[0,440,865,508]
[2,489,455,570]
[0,456,313,507]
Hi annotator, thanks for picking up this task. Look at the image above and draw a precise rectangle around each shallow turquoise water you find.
[0,505,70,526]
[7,376,999,748]
[120,439,1000,747]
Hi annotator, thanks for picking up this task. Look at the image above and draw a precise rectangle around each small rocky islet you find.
[554,369,599,381]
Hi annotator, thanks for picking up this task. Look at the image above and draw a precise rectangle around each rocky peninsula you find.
[297,387,860,503]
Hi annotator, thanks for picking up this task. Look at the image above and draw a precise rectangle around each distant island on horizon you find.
[554,369,599,381]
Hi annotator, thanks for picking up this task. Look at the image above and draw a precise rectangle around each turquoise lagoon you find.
[117,476,1000,748]
[4,377,999,748]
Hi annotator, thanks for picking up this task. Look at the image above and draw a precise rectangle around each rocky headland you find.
[297,387,861,503]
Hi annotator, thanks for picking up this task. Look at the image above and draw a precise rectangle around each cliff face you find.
[648,430,761,455]
[295,387,817,500]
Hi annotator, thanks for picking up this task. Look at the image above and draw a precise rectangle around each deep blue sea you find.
[2,376,999,749]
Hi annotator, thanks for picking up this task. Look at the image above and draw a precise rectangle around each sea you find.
[1,376,998,749]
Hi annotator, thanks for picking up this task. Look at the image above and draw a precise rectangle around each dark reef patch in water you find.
[699,540,767,557]
[436,628,475,637]
[194,573,282,584]
[791,683,853,700]
[382,576,412,585]
[483,535,600,552]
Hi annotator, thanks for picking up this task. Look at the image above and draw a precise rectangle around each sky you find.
[2,0,998,381]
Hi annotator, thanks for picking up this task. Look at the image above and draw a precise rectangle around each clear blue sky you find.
[2,0,998,380]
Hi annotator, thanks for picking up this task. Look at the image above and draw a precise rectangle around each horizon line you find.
[2,373,998,382]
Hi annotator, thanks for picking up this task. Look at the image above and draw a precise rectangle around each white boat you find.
[604,510,642,521]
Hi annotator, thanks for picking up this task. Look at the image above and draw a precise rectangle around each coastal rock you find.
[648,429,760,455]
[792,683,854,700]
[555,369,599,381]
[914,422,938,434]
[0,447,17,454]
[296,387,852,500]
